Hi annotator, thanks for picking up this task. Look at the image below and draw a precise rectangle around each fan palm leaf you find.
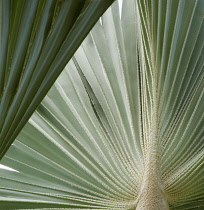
[0,0,114,159]
[0,0,203,209]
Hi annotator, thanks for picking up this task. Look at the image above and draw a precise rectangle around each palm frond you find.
[0,0,203,209]
[0,0,114,159]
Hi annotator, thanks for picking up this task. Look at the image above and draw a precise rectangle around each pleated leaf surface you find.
[0,0,204,209]
[0,0,114,159]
